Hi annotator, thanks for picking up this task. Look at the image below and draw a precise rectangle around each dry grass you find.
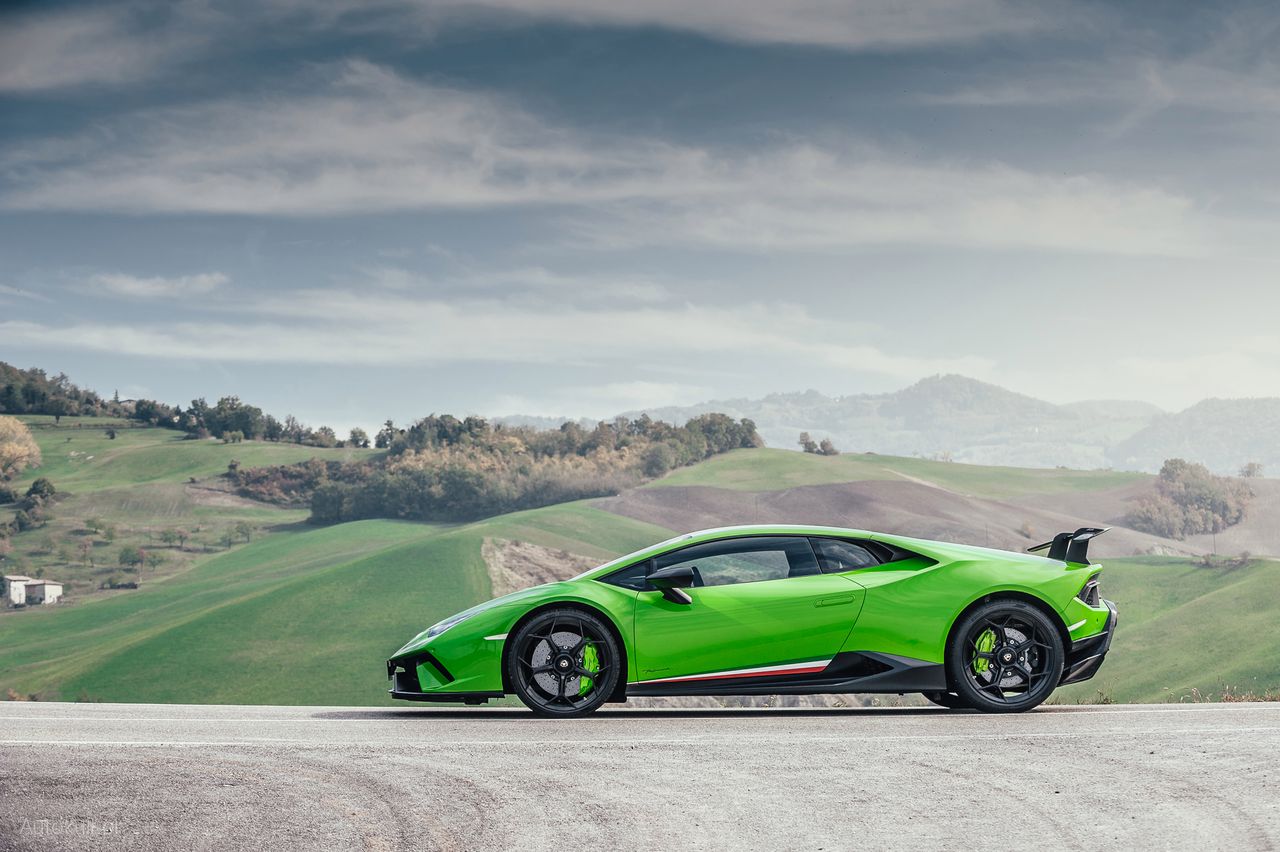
[1177,684,1280,703]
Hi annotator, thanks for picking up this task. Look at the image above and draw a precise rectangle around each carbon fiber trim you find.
[627,651,945,697]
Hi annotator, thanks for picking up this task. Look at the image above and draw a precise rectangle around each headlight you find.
[425,610,473,639]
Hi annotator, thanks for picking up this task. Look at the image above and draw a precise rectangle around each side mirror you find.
[648,564,694,605]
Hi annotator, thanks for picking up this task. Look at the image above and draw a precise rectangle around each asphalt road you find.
[1,702,1277,851]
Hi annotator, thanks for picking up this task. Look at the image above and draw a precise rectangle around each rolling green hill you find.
[3,418,376,600]
[649,447,1146,498]
[2,417,1275,705]
[1056,556,1280,703]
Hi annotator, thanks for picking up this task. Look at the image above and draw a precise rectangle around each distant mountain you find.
[1112,399,1280,476]
[502,375,1277,475]
[490,414,595,431]
[615,375,1163,471]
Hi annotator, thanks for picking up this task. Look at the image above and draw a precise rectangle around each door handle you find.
[815,594,856,608]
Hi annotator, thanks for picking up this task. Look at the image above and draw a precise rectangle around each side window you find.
[811,538,881,573]
[651,537,821,588]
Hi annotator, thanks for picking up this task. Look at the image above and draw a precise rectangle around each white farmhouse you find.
[2,575,30,606]
[24,581,63,605]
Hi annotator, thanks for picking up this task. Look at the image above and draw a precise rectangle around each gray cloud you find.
[0,287,997,383]
[89,272,229,298]
[0,4,208,92]
[2,62,1212,257]
[427,0,1060,49]
[0,0,1067,95]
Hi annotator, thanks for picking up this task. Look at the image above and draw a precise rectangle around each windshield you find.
[568,531,698,580]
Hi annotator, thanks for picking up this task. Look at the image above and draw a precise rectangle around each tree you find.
[375,420,396,449]
[1240,462,1264,479]
[0,415,41,480]
[160,529,179,547]
[1125,458,1254,540]
[643,442,676,477]
[118,545,144,568]
[174,528,190,551]
[818,438,839,456]
[26,478,56,502]
[311,426,338,448]
[798,432,819,454]
[77,538,93,566]
[348,428,371,449]
[219,529,235,549]
[234,521,252,543]
[47,398,73,424]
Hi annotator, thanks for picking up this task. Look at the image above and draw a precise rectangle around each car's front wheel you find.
[947,599,1063,713]
[506,608,621,718]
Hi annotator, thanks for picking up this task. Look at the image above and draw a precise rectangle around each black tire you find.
[922,691,971,710]
[506,608,621,718]
[947,599,1063,714]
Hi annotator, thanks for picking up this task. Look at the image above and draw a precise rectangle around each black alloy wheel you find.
[947,600,1063,713]
[507,608,621,718]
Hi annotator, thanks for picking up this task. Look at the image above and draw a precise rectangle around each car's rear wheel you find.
[921,691,971,709]
[947,600,1063,713]
[507,608,621,718]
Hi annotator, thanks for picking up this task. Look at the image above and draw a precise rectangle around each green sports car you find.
[387,525,1116,716]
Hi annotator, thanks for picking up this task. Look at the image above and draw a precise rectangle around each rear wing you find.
[1027,527,1109,564]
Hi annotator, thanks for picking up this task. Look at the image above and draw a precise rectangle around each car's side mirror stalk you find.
[648,564,695,605]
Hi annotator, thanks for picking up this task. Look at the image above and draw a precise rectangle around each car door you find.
[632,536,865,684]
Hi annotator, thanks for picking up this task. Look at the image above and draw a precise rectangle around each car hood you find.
[392,582,567,657]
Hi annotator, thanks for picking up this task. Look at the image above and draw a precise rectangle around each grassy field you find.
[2,417,377,601]
[1057,556,1280,704]
[650,447,1147,499]
[17,415,375,492]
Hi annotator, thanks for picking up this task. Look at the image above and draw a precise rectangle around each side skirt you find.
[627,651,945,697]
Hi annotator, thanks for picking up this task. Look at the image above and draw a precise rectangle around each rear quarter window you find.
[810,538,881,573]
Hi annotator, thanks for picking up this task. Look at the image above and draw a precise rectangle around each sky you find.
[2,0,1279,432]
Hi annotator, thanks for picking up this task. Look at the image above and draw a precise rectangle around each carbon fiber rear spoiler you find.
[1027,527,1109,564]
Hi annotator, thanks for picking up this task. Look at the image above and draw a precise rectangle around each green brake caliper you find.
[972,628,996,675]
[578,644,600,696]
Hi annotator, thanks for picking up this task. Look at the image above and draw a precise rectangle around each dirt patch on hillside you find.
[482,538,598,597]
[594,480,1196,559]
[184,481,267,510]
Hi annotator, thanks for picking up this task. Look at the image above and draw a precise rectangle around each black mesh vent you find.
[1077,577,1101,607]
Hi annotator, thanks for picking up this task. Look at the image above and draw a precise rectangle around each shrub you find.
[1126,458,1253,540]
